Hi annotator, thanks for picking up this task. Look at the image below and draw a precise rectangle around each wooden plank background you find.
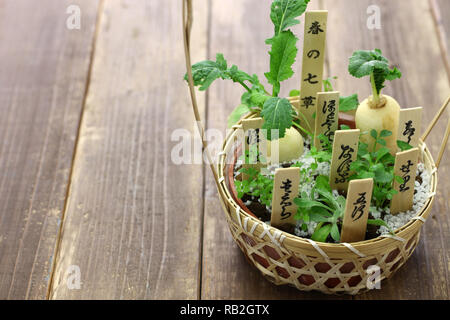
[0,0,448,299]
[0,0,99,299]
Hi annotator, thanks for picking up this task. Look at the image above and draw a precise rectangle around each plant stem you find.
[370,72,380,105]
[239,81,252,93]
[292,121,312,138]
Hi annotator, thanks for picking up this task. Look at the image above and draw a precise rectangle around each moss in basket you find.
[184,0,359,163]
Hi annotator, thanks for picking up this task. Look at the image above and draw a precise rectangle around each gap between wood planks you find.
[197,0,213,301]
[45,0,106,300]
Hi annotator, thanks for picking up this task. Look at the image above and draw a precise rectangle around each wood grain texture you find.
[321,0,449,299]
[48,0,208,299]
[0,0,99,299]
[201,0,348,300]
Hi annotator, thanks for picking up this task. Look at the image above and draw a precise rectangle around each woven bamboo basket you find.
[182,0,450,294]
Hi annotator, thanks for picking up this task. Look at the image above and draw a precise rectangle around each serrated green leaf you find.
[260,97,293,140]
[265,30,298,96]
[348,50,389,78]
[339,94,359,112]
[269,0,310,37]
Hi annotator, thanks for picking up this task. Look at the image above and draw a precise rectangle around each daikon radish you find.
[267,127,304,163]
[348,49,402,153]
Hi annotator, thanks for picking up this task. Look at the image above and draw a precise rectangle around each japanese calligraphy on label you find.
[390,148,419,214]
[397,107,423,149]
[242,118,267,179]
[271,167,300,228]
[314,91,340,150]
[341,178,374,243]
[299,11,328,133]
[330,129,360,191]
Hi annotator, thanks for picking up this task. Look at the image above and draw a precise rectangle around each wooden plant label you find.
[330,129,360,191]
[299,10,328,133]
[390,148,419,214]
[242,118,266,179]
[271,167,300,228]
[340,178,374,243]
[314,91,340,149]
[397,107,423,148]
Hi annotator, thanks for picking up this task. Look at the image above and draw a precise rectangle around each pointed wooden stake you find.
[241,118,266,179]
[341,178,374,243]
[329,129,360,191]
[390,148,419,214]
[271,167,300,229]
[314,91,340,149]
[298,10,328,134]
[397,107,423,149]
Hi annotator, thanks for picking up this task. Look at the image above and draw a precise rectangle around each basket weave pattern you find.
[216,115,437,295]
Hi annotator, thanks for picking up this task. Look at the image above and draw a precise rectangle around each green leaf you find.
[311,223,332,242]
[348,50,389,79]
[367,219,388,227]
[227,104,251,128]
[323,77,336,92]
[228,65,254,84]
[397,140,413,151]
[330,223,340,242]
[375,147,391,162]
[186,53,229,90]
[265,30,298,96]
[340,124,351,130]
[386,67,402,81]
[370,129,378,140]
[260,97,293,140]
[294,198,332,211]
[394,175,405,184]
[289,89,300,97]
[186,53,263,92]
[348,49,401,95]
[377,138,387,146]
[268,0,310,37]
[315,175,332,192]
[374,167,393,184]
[339,94,359,112]
[379,130,392,138]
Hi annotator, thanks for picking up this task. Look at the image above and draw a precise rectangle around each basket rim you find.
[217,112,438,257]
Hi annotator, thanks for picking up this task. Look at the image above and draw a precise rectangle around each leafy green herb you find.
[260,97,293,140]
[349,130,402,208]
[294,175,346,243]
[265,0,310,96]
[348,49,401,104]
[289,89,300,97]
[235,168,274,207]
